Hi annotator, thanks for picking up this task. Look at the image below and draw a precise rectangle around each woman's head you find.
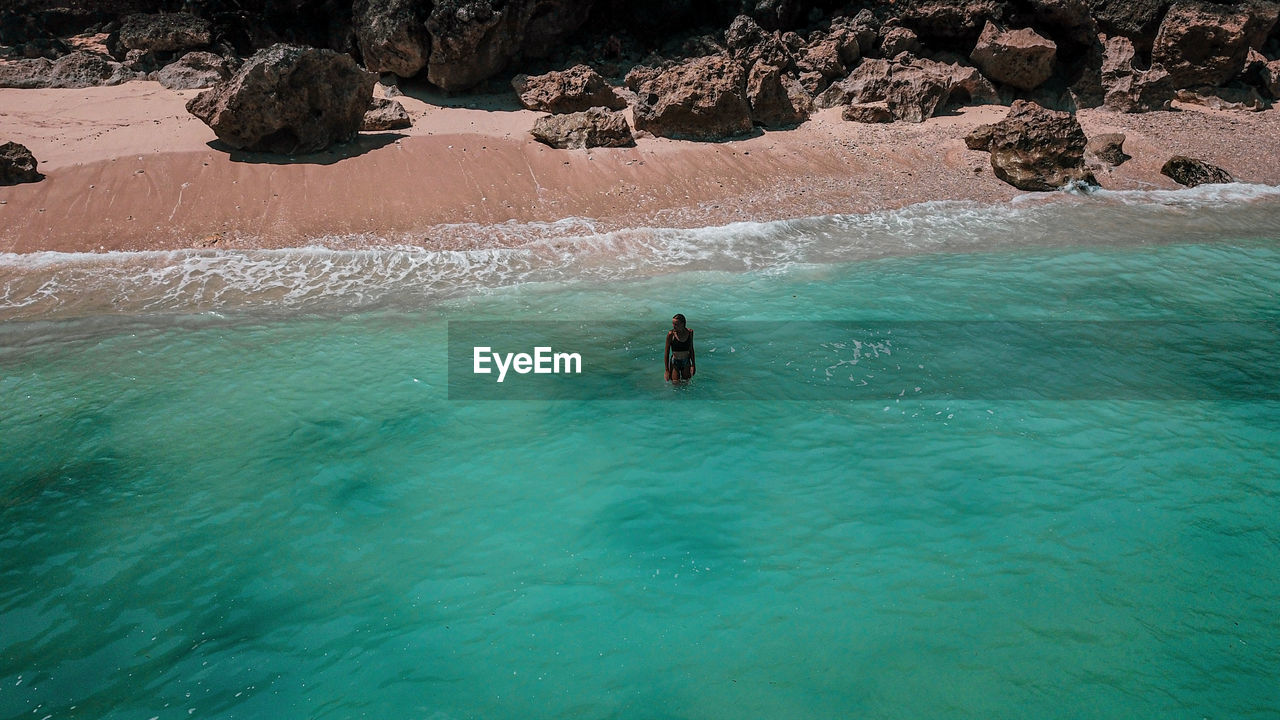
[672,313,686,327]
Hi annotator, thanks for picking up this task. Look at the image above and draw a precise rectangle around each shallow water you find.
[1,187,1278,719]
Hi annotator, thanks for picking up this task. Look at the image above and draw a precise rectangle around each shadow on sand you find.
[210,132,406,165]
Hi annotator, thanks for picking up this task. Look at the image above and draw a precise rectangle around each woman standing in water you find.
[665,313,695,383]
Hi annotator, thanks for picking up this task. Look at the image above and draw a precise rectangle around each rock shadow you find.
[209,132,406,165]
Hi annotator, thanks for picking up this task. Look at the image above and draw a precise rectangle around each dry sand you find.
[2,81,1279,253]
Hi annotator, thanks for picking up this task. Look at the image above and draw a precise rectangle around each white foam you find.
[2,185,1278,320]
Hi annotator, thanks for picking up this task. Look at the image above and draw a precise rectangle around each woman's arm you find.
[664,331,672,380]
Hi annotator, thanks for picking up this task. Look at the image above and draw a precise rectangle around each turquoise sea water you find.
[2,186,1279,719]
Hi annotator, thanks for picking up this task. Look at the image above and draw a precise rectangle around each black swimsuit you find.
[669,331,692,370]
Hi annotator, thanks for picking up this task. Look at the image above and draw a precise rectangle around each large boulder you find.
[1088,0,1172,52]
[1101,35,1175,111]
[898,0,1006,51]
[984,100,1097,190]
[48,52,134,88]
[531,107,634,148]
[353,0,431,78]
[0,58,53,88]
[725,14,796,70]
[816,56,998,122]
[1161,155,1233,186]
[186,44,376,154]
[0,142,42,185]
[153,51,233,90]
[1151,1,1279,88]
[969,21,1057,90]
[425,0,592,92]
[362,97,412,130]
[842,101,895,123]
[512,65,626,113]
[746,61,812,127]
[878,26,922,57]
[116,13,212,53]
[628,55,753,141]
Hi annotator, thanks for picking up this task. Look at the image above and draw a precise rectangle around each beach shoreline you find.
[2,82,1280,254]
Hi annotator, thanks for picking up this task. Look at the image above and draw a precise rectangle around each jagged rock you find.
[15,37,70,60]
[531,107,634,148]
[879,26,922,58]
[186,44,376,154]
[985,100,1097,190]
[1151,1,1278,88]
[746,61,811,126]
[362,96,412,130]
[629,55,753,141]
[816,56,997,121]
[0,58,53,88]
[0,142,42,185]
[124,49,160,73]
[796,38,846,84]
[846,10,880,57]
[425,0,593,92]
[965,123,996,150]
[117,13,212,53]
[751,0,804,30]
[1263,59,1280,98]
[842,101,894,122]
[1086,132,1130,165]
[353,0,430,78]
[725,15,795,71]
[512,65,626,113]
[153,51,233,90]
[1175,84,1269,110]
[898,0,1005,50]
[969,21,1057,90]
[48,52,134,88]
[1101,35,1175,111]
[1089,0,1171,53]
[1161,155,1233,186]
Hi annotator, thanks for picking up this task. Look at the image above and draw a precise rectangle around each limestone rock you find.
[1151,1,1277,88]
[117,13,212,53]
[425,0,593,92]
[1085,132,1130,165]
[0,142,42,185]
[816,56,997,122]
[0,58,53,88]
[362,97,412,130]
[1101,35,1175,112]
[1175,84,1269,110]
[186,44,376,154]
[629,55,753,141]
[512,65,626,113]
[354,0,431,78]
[985,100,1097,191]
[965,123,996,150]
[531,107,634,148]
[746,61,812,127]
[48,52,134,88]
[970,21,1058,90]
[153,51,233,90]
[1161,155,1234,186]
[842,101,894,123]
[879,26,922,58]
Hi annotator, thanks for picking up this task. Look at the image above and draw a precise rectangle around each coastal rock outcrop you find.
[353,0,431,78]
[816,56,997,122]
[746,61,812,126]
[186,44,376,154]
[0,142,42,185]
[48,52,135,88]
[969,21,1057,90]
[531,107,634,148]
[425,0,593,92]
[1086,133,1130,166]
[984,100,1097,190]
[115,13,212,54]
[362,96,412,130]
[1161,155,1234,186]
[0,58,53,88]
[1101,35,1175,112]
[153,51,233,90]
[512,65,626,113]
[1150,1,1277,88]
[628,55,753,140]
